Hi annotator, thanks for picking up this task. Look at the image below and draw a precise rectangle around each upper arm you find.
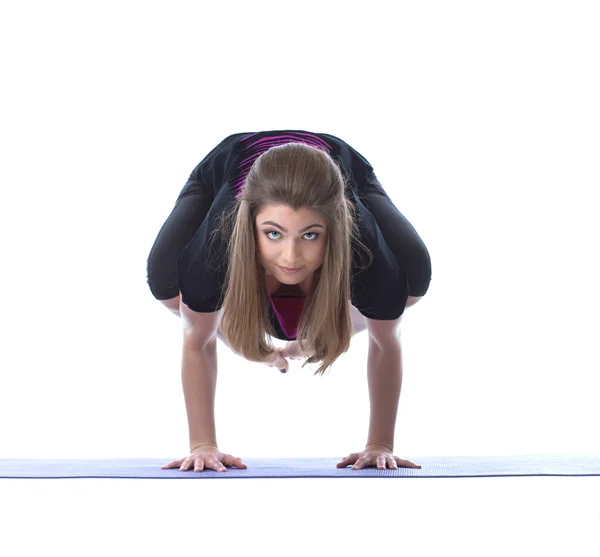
[365,315,402,348]
[180,299,221,349]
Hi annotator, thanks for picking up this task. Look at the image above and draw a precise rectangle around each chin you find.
[279,272,302,281]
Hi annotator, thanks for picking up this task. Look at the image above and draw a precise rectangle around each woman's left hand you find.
[265,348,289,373]
[336,445,422,470]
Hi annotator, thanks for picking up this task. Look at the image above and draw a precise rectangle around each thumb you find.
[276,350,289,373]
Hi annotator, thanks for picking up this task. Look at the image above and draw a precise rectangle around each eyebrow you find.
[260,221,324,233]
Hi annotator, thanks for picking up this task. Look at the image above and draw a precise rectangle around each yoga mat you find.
[1,454,599,479]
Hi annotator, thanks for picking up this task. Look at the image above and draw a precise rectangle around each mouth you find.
[278,265,304,273]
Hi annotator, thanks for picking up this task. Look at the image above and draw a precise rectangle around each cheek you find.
[260,240,276,258]
[316,242,327,260]
[256,236,270,255]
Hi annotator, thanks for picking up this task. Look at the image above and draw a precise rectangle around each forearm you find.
[366,337,403,451]
[181,340,219,450]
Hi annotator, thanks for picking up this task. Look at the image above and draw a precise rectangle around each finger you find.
[221,454,247,469]
[212,461,227,472]
[395,457,422,469]
[267,351,280,367]
[278,356,288,371]
[396,458,422,468]
[387,457,398,469]
[336,454,358,467]
[161,460,180,469]
[268,350,288,371]
[192,460,226,472]
[180,458,190,471]
[377,456,387,469]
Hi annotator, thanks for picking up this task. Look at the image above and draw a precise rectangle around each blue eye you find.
[265,230,320,241]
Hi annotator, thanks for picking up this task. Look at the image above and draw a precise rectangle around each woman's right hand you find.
[266,341,309,373]
[161,445,247,473]
[280,340,308,361]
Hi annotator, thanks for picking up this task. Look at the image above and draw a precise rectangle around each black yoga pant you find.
[146,173,432,302]
[360,172,432,298]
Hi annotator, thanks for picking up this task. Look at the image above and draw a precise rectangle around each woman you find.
[147,129,431,473]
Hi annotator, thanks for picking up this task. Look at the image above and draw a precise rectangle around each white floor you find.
[1,476,598,556]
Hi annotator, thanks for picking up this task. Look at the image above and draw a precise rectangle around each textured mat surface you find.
[1,454,599,479]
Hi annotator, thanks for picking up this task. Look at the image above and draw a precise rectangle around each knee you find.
[159,293,181,316]
[147,249,179,302]
[405,295,423,309]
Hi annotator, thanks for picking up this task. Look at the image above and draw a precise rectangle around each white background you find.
[1,1,598,555]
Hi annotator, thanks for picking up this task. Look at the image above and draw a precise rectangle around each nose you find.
[282,240,302,265]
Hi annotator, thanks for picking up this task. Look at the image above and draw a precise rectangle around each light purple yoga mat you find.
[1,454,599,479]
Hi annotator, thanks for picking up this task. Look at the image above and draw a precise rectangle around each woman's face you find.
[255,204,327,289]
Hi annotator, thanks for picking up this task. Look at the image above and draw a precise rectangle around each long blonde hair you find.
[210,142,372,376]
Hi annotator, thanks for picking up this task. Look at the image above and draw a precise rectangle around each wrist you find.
[365,443,393,452]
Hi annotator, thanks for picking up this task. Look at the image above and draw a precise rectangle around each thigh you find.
[360,172,432,297]
[146,183,214,300]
